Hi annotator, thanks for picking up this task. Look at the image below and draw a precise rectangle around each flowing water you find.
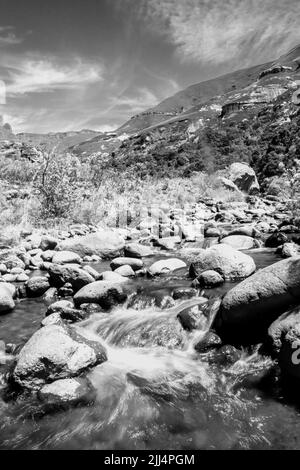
[1,248,300,450]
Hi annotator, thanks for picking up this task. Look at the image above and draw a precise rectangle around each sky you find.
[0,0,299,134]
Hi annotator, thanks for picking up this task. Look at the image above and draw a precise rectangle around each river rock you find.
[38,377,96,408]
[189,245,256,281]
[124,243,153,258]
[74,281,127,309]
[114,265,135,277]
[216,256,300,343]
[194,332,222,353]
[1,254,25,270]
[110,257,143,272]
[280,243,299,258]
[268,308,300,382]
[197,270,224,288]
[26,276,50,298]
[59,230,125,259]
[0,283,15,313]
[148,259,187,276]
[177,299,209,331]
[46,300,74,316]
[13,323,107,390]
[39,236,58,252]
[48,264,95,292]
[100,271,128,283]
[220,235,258,250]
[83,265,101,281]
[172,288,198,300]
[52,251,81,265]
[265,232,288,248]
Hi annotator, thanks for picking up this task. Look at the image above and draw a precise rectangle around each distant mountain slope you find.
[73,43,300,161]
[16,129,101,152]
[118,62,269,135]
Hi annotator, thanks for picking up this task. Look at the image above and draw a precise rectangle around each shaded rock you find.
[177,299,209,331]
[59,230,125,259]
[110,257,143,272]
[194,332,222,353]
[74,281,127,309]
[39,236,58,252]
[13,323,107,390]
[172,287,198,300]
[190,245,256,281]
[148,258,187,276]
[265,232,288,248]
[38,377,96,408]
[26,276,50,298]
[216,257,300,343]
[209,345,242,366]
[52,251,81,265]
[48,264,94,292]
[268,308,300,382]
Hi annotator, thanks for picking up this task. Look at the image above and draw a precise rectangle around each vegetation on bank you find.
[0,148,245,245]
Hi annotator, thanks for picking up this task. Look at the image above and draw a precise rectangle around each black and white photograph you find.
[0,0,300,453]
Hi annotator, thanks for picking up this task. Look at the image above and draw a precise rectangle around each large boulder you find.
[0,283,15,313]
[148,259,187,276]
[228,163,260,195]
[74,281,127,309]
[268,308,300,382]
[220,235,259,251]
[216,257,300,343]
[48,264,95,292]
[59,230,125,259]
[189,245,256,281]
[13,323,107,390]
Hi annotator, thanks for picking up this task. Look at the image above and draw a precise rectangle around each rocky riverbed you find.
[1,190,300,449]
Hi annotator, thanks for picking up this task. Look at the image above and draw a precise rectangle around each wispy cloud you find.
[118,0,300,67]
[0,26,23,46]
[3,55,104,95]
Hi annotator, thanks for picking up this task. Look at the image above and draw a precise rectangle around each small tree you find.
[36,149,81,220]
